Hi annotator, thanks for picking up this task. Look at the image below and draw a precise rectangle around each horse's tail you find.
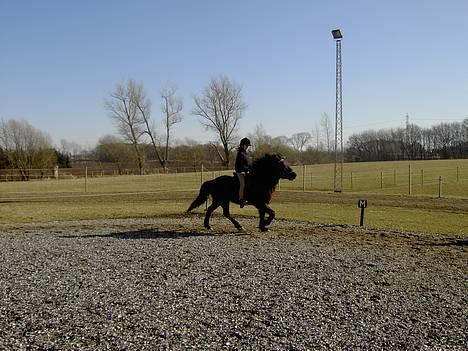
[186,180,211,212]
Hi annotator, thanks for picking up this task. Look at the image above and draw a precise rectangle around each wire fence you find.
[280,164,468,198]
[0,165,208,182]
[0,161,467,198]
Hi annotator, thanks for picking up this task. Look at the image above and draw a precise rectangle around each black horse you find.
[186,153,297,232]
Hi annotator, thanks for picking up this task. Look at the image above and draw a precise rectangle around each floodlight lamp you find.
[331,29,342,39]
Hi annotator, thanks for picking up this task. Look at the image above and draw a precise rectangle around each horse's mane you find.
[249,153,282,186]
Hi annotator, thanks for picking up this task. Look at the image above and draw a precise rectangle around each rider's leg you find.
[237,172,246,207]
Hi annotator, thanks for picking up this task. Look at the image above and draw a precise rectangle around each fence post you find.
[310,169,313,190]
[408,164,412,195]
[85,167,88,193]
[421,169,424,185]
[380,171,383,189]
[438,176,442,198]
[278,179,281,191]
[303,165,306,192]
[350,171,353,190]
[457,166,459,182]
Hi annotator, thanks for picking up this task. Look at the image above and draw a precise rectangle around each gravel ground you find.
[0,215,466,350]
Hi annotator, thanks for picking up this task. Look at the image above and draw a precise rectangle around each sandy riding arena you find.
[0,215,466,350]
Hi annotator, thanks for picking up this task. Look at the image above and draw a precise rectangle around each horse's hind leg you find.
[222,203,243,231]
[204,202,219,230]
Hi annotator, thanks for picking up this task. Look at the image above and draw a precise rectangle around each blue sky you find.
[1,0,467,148]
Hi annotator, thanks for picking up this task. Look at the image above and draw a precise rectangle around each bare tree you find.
[288,132,311,152]
[462,118,468,139]
[59,139,83,160]
[320,113,333,153]
[346,117,468,161]
[160,86,183,170]
[247,124,268,150]
[128,83,183,171]
[311,123,322,150]
[0,119,57,180]
[192,75,247,168]
[126,81,166,170]
[104,80,146,175]
[432,123,453,159]
[402,123,423,159]
[273,135,289,145]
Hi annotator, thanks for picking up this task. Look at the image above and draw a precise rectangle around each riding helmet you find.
[240,137,251,146]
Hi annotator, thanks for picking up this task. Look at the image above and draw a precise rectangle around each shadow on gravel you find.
[61,229,215,240]
[422,239,468,247]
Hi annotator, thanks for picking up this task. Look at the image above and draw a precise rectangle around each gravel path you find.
[0,215,466,350]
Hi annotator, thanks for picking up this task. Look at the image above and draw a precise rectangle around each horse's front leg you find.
[258,207,266,231]
[257,205,275,232]
[263,204,275,226]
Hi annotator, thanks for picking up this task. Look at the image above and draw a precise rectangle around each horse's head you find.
[273,154,297,181]
[250,153,297,183]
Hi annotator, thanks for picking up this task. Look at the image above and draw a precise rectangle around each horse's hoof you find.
[204,225,211,230]
[259,227,269,232]
[236,226,244,232]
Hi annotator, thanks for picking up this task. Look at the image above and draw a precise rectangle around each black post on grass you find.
[438,176,442,198]
[408,164,412,195]
[358,199,367,226]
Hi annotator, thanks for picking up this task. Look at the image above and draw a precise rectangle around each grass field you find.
[0,159,467,235]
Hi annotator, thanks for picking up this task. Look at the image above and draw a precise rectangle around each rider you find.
[235,137,251,208]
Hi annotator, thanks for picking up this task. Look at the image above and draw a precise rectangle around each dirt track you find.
[0,215,466,350]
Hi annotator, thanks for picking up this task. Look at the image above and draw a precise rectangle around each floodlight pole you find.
[332,29,343,192]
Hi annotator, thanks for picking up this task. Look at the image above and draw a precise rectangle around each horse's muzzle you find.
[287,172,297,180]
